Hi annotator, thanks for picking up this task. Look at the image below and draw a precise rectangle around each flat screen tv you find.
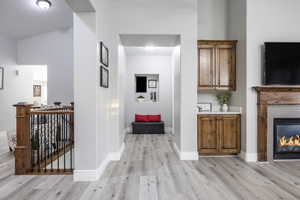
[136,76,147,93]
[265,42,300,85]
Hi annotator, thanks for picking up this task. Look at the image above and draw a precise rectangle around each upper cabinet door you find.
[198,45,215,90]
[215,44,236,90]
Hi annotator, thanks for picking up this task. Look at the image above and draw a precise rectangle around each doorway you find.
[119,34,181,137]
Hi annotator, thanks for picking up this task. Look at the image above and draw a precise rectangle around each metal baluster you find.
[44,114,46,172]
[70,113,73,170]
[50,114,53,171]
[30,114,34,172]
[37,114,40,172]
[56,113,59,171]
[63,114,66,171]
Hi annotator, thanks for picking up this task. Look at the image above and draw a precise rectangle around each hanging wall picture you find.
[100,42,109,67]
[148,80,157,88]
[0,67,3,89]
[100,66,109,88]
[33,85,42,97]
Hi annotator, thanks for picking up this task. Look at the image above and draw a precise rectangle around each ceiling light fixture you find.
[36,0,52,10]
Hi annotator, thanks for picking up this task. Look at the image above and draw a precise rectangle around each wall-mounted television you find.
[136,76,147,93]
[265,42,300,85]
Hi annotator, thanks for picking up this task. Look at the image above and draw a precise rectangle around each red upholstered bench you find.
[132,114,165,134]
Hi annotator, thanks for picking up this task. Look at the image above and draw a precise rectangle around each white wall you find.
[91,0,198,155]
[73,12,99,173]
[17,28,74,104]
[0,35,17,64]
[198,0,228,40]
[246,0,300,158]
[125,55,173,129]
[227,0,247,154]
[171,46,181,147]
[118,44,126,145]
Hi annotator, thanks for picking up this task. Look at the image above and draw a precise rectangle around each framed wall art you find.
[100,42,109,67]
[148,79,157,88]
[100,66,109,88]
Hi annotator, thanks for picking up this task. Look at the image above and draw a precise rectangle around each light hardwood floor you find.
[1,134,300,200]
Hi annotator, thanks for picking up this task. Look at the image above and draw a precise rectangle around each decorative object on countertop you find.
[216,91,232,112]
[197,103,212,112]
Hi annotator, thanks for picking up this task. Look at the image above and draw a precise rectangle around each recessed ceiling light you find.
[36,0,52,10]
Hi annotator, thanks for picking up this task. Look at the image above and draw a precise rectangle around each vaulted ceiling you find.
[0,0,73,39]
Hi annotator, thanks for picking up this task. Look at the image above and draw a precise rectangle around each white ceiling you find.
[125,47,175,56]
[0,0,73,39]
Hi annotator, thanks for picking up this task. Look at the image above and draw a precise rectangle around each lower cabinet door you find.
[219,115,241,154]
[198,116,219,154]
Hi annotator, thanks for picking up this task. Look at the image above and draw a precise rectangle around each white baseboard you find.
[74,142,125,182]
[173,142,198,161]
[239,151,257,162]
[108,142,125,161]
[165,127,173,134]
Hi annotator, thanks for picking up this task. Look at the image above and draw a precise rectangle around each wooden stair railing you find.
[14,103,74,175]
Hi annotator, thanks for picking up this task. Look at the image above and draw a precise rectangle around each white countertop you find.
[197,106,242,115]
[198,111,241,115]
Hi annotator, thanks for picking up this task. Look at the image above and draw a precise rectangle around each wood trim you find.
[254,86,300,161]
[14,104,33,175]
[198,40,238,46]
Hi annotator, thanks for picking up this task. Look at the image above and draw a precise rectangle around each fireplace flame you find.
[279,135,300,146]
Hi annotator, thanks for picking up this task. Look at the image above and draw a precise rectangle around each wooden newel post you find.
[14,104,33,175]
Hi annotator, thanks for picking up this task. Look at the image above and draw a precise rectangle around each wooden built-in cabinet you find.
[198,40,237,91]
[198,114,241,155]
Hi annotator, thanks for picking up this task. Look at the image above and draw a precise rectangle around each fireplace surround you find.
[255,86,300,161]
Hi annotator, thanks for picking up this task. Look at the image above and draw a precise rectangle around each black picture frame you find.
[0,67,3,90]
[100,42,109,67]
[100,66,109,88]
[148,80,157,88]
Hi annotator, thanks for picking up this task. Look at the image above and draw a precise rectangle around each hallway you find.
[1,134,300,199]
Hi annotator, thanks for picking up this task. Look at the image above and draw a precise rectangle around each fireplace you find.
[274,118,300,160]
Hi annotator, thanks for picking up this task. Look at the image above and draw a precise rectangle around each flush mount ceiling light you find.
[36,0,52,10]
